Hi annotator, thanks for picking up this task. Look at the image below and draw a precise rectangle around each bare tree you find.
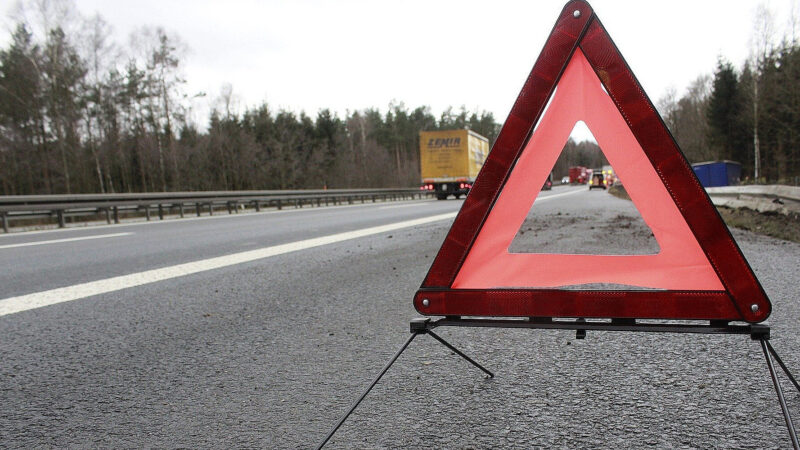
[10,0,81,43]
[128,26,187,191]
[79,13,115,192]
[749,3,776,182]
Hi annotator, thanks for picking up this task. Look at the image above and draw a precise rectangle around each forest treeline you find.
[0,1,798,195]
[0,2,498,195]
[658,5,800,184]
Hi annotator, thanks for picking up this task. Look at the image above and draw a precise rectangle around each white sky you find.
[2,0,798,135]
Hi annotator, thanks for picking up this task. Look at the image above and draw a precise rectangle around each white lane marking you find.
[534,188,585,203]
[0,212,457,317]
[378,201,434,210]
[0,232,133,250]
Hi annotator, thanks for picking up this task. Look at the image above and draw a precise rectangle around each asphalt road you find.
[1,186,798,448]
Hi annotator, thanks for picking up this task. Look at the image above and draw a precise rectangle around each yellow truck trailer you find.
[419,129,489,200]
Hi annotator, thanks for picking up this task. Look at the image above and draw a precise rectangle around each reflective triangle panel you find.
[454,49,721,291]
[414,0,771,323]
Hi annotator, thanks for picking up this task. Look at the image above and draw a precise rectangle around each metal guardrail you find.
[706,185,800,215]
[0,188,434,233]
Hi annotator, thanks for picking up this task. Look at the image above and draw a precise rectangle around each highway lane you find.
[1,185,798,448]
[0,197,457,299]
[0,186,585,301]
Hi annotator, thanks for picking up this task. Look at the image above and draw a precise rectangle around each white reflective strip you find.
[533,188,584,203]
[0,232,132,250]
[378,202,432,210]
[0,212,456,317]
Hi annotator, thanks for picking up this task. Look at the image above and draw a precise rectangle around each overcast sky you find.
[2,0,797,134]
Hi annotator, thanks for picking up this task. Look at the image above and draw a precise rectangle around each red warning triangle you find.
[414,0,771,323]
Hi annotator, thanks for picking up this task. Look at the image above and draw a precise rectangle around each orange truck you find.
[419,129,489,200]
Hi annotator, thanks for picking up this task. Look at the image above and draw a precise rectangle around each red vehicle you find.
[568,166,588,184]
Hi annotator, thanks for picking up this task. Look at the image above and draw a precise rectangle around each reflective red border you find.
[414,290,739,321]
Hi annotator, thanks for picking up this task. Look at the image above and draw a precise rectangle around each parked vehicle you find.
[588,172,607,189]
[691,160,741,187]
[419,129,489,200]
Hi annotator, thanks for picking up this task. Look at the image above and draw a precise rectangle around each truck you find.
[419,129,489,200]
[568,166,589,184]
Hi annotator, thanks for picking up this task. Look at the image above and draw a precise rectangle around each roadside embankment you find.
[608,184,800,243]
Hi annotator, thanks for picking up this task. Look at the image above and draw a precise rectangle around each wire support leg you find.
[316,332,419,450]
[766,340,800,394]
[426,330,494,378]
[761,339,800,450]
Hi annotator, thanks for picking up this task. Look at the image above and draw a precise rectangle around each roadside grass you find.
[608,184,631,201]
[608,184,800,243]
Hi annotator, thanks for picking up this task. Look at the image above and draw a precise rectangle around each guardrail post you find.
[254,200,260,212]
[208,203,214,216]
[196,202,201,217]
[158,204,164,220]
[277,200,282,210]
[113,206,119,224]
[57,210,66,227]
[1,212,8,233]
[179,204,184,218]
[226,202,232,214]
[317,198,321,207]
[104,208,111,224]
[144,206,151,221]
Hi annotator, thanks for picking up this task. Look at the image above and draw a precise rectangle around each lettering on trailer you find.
[413,0,771,323]
[427,137,461,148]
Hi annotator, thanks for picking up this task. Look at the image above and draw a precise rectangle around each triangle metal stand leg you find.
[765,340,800,394]
[759,337,799,449]
[315,319,492,449]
